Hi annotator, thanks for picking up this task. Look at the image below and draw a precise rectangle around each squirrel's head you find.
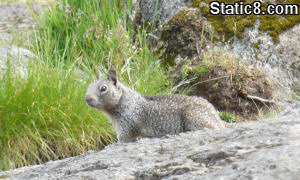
[85,69,122,112]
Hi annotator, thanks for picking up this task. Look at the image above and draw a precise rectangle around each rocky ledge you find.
[0,102,299,179]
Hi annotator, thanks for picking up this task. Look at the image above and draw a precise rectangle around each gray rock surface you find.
[137,0,300,102]
[0,46,37,78]
[219,23,300,102]
[0,2,45,78]
[0,2,43,45]
[138,0,185,27]
[1,102,299,179]
[0,2,37,31]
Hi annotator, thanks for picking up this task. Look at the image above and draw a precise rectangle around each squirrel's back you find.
[140,94,225,137]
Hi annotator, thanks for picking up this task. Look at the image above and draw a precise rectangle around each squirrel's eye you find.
[100,86,107,92]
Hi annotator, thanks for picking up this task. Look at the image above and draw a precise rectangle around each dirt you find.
[176,66,274,121]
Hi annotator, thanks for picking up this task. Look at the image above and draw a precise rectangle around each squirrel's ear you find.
[96,71,101,80]
[108,69,117,85]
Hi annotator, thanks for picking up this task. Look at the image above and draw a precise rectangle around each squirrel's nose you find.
[85,96,94,105]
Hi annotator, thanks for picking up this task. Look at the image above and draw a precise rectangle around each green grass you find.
[219,111,236,123]
[0,0,173,170]
[0,61,115,170]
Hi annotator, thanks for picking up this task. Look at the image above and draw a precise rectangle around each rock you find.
[220,23,300,103]
[0,32,13,45]
[138,0,186,27]
[1,102,299,179]
[0,46,38,78]
[0,2,45,46]
[159,7,213,64]
[136,0,300,111]
[0,2,48,78]
[0,2,43,31]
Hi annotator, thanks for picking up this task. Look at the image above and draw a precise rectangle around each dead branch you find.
[246,95,275,104]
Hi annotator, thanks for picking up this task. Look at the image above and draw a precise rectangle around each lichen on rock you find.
[159,7,213,64]
[132,0,299,118]
[187,0,300,43]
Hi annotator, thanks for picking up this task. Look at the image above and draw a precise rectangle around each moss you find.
[0,175,10,178]
[187,0,300,43]
[160,0,299,64]
[219,111,236,123]
[251,43,260,50]
[259,9,300,43]
[181,63,191,79]
[160,8,213,64]
[194,64,211,77]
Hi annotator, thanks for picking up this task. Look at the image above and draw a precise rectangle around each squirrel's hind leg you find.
[183,108,224,131]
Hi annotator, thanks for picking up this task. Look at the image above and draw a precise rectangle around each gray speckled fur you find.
[85,70,225,142]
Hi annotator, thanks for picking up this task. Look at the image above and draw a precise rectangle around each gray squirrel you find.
[85,70,226,142]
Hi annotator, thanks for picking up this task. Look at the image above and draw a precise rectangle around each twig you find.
[195,36,201,60]
[147,33,158,40]
[246,95,275,104]
[191,75,229,87]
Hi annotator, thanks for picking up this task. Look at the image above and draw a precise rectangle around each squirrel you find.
[85,69,226,142]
